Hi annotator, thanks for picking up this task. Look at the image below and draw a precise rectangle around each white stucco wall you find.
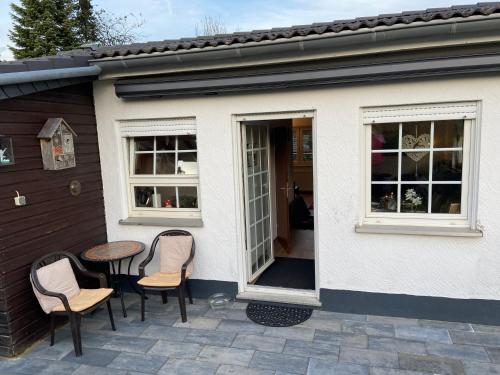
[93,75,500,300]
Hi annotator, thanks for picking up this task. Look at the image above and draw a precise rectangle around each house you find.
[2,2,500,357]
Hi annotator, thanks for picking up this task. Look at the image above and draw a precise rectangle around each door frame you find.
[231,110,320,304]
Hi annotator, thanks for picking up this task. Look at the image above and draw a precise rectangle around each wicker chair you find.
[138,230,195,322]
[30,252,115,357]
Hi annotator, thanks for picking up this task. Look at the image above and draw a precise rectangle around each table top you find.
[81,241,145,262]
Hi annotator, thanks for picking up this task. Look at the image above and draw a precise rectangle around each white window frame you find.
[361,101,480,229]
[119,117,201,219]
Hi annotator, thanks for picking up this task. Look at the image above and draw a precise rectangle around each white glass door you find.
[242,123,274,282]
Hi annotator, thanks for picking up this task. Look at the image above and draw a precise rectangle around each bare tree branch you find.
[195,16,227,36]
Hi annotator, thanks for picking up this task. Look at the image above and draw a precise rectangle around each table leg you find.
[128,255,147,298]
[110,261,127,318]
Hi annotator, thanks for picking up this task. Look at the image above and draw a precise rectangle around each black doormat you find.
[246,302,313,327]
[255,257,315,290]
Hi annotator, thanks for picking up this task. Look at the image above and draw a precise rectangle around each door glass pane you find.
[252,127,260,148]
[178,135,197,150]
[177,152,198,174]
[156,186,177,208]
[432,184,462,214]
[246,126,253,149]
[250,225,256,249]
[247,177,254,200]
[401,185,428,213]
[372,123,399,150]
[254,174,261,197]
[135,137,154,151]
[257,244,264,267]
[155,153,175,174]
[264,239,271,262]
[259,127,266,149]
[371,184,398,212]
[249,200,255,224]
[261,172,269,194]
[262,194,269,217]
[255,197,262,220]
[156,136,175,151]
[178,186,198,208]
[251,250,257,273]
[434,120,464,148]
[134,186,154,207]
[372,152,398,181]
[401,152,429,181]
[433,151,462,181]
[253,151,261,173]
[135,154,154,174]
[261,149,268,172]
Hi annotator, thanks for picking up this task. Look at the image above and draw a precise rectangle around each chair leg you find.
[178,284,187,322]
[106,300,116,331]
[49,314,55,346]
[161,291,168,304]
[141,289,146,322]
[185,279,193,305]
[69,314,82,357]
[76,315,83,355]
[118,282,127,318]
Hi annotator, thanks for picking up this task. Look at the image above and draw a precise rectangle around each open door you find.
[242,123,274,282]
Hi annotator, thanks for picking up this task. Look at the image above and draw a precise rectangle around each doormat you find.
[246,302,313,327]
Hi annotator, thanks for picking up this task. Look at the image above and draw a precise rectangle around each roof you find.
[93,2,500,59]
[0,54,91,74]
[37,118,77,139]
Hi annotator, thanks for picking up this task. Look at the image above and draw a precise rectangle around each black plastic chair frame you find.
[31,251,116,357]
[138,230,195,322]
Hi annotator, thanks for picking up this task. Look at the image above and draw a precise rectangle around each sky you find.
[0,0,463,61]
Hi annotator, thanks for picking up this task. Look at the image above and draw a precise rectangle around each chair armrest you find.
[34,284,72,313]
[181,252,195,282]
[138,256,153,278]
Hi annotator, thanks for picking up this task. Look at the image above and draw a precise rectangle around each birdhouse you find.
[37,118,77,170]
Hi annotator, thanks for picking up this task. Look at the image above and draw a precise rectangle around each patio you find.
[1,294,500,374]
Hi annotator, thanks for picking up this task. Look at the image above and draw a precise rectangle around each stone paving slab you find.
[8,293,500,374]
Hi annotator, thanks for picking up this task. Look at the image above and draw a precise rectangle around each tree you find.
[195,16,227,36]
[93,9,144,46]
[76,0,98,44]
[9,0,80,59]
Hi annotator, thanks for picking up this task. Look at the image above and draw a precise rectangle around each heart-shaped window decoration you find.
[402,133,430,162]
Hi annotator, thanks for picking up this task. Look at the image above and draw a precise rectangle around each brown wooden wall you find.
[0,82,107,357]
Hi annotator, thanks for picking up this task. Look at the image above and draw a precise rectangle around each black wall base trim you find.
[320,288,500,326]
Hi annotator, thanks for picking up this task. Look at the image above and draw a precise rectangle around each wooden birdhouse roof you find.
[37,118,77,139]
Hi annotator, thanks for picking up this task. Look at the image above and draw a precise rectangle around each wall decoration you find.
[402,133,430,162]
[0,136,15,166]
[37,118,77,170]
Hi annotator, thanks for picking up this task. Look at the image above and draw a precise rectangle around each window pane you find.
[156,153,175,174]
[292,129,297,161]
[302,129,312,161]
[156,186,177,208]
[401,152,429,181]
[135,154,154,174]
[156,136,176,151]
[178,186,198,208]
[401,185,428,213]
[134,186,154,207]
[431,184,462,214]
[372,123,399,150]
[372,152,398,181]
[177,152,198,175]
[371,184,398,212]
[178,135,197,150]
[259,127,267,149]
[433,151,462,181]
[261,149,268,172]
[253,151,261,173]
[135,137,154,151]
[402,122,431,147]
[434,120,464,148]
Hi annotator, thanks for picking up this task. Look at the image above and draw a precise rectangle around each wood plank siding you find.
[0,83,107,357]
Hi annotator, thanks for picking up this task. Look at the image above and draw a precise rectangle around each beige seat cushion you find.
[138,272,192,287]
[52,288,113,312]
[31,258,81,314]
[159,235,193,274]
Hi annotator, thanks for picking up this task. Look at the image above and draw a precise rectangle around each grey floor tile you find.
[395,325,451,344]
[463,361,500,375]
[174,317,221,330]
[426,341,490,362]
[398,353,465,375]
[216,364,275,375]
[228,302,248,310]
[103,335,157,353]
[148,340,203,359]
[370,368,431,375]
[185,329,237,347]
[198,345,255,366]
[314,330,368,348]
[72,364,128,375]
[307,358,369,375]
[25,341,74,360]
[450,330,500,348]
[62,347,120,367]
[217,320,266,335]
[232,334,286,353]
[313,311,367,322]
[339,347,398,369]
[419,319,473,331]
[140,325,189,341]
[283,339,339,360]
[368,337,427,355]
[158,358,219,375]
[132,315,178,326]
[342,320,394,338]
[298,317,342,332]
[249,351,309,374]
[487,347,500,363]
[107,352,168,373]
[99,321,148,337]
[264,326,315,341]
[472,324,500,334]
[367,316,419,326]
[205,308,250,321]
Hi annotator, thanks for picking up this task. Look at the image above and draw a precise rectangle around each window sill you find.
[119,217,203,227]
[355,224,483,237]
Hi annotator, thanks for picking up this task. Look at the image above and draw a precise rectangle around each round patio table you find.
[81,241,145,318]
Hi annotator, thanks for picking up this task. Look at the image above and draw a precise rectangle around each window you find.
[119,117,200,219]
[363,102,479,228]
[292,124,313,165]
